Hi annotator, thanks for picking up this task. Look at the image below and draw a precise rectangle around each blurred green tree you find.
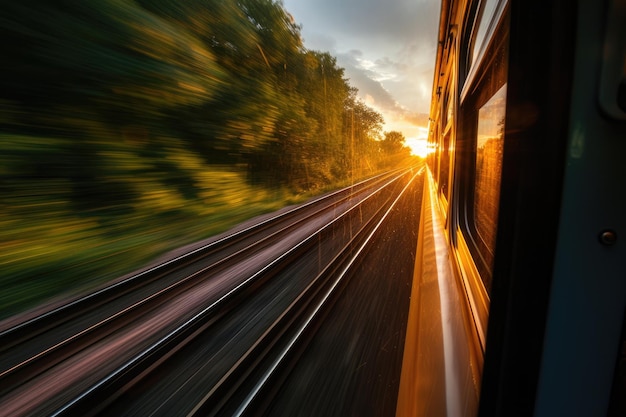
[381,131,409,155]
[1,1,226,133]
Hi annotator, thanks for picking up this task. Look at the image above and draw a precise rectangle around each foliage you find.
[0,0,415,317]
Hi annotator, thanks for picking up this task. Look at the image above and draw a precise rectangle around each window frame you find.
[451,1,510,350]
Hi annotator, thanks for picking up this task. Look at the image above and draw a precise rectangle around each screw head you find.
[599,230,618,246]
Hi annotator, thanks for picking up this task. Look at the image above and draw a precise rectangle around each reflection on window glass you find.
[472,0,500,66]
[439,133,450,198]
[474,84,506,281]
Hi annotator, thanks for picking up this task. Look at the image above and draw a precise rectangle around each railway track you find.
[0,166,422,417]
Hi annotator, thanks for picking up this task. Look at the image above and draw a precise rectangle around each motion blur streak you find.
[0,0,420,320]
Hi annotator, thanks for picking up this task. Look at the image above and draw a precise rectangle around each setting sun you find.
[405,137,430,158]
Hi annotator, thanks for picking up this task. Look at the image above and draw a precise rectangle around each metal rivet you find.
[599,230,618,246]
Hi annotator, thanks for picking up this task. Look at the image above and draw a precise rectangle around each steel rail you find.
[187,186,393,417]
[230,171,421,417]
[0,170,399,344]
[41,170,412,417]
[86,170,415,417]
[0,170,411,398]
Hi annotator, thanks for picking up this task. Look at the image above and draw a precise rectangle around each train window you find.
[442,89,451,128]
[474,84,506,282]
[439,132,451,199]
[459,5,509,293]
[427,123,436,173]
[472,0,507,68]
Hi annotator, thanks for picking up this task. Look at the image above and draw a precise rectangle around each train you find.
[396,0,625,416]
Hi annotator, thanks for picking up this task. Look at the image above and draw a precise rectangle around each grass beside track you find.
[1,133,415,320]
[0,170,307,321]
[0,135,356,320]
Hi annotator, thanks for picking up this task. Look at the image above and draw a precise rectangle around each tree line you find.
[1,0,413,210]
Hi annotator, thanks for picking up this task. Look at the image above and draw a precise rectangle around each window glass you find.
[439,132,450,198]
[427,124,438,173]
[474,84,506,281]
[446,92,454,127]
[472,0,501,66]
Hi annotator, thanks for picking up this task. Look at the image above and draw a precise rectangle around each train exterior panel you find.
[397,0,626,416]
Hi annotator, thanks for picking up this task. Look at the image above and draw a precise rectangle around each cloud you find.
[403,111,430,126]
[285,0,439,48]
[334,49,430,130]
[297,31,336,54]
[337,50,399,110]
[288,0,434,43]
[282,0,438,133]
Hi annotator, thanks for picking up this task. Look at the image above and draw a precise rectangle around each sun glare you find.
[405,137,430,158]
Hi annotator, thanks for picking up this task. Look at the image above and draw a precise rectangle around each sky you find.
[281,0,441,154]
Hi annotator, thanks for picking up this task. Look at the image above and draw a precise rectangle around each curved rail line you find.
[77,169,422,417]
[0,167,418,417]
[212,170,422,417]
[0,170,402,378]
[0,169,400,342]
[48,171,414,416]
